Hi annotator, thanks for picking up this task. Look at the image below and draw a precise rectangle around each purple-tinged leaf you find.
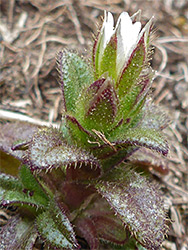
[76,217,99,250]
[96,165,169,249]
[24,127,101,177]
[76,196,128,247]
[60,183,96,210]
[91,214,127,245]
[129,148,169,175]
[0,215,38,250]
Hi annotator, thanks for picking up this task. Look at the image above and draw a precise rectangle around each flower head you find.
[93,11,153,80]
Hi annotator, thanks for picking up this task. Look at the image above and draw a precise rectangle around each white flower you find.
[94,11,153,79]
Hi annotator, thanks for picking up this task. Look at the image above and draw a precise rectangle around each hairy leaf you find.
[0,215,38,250]
[129,148,169,175]
[57,49,94,112]
[36,204,79,249]
[24,127,101,177]
[96,165,169,249]
[109,127,169,156]
[1,189,47,210]
[140,101,170,130]
[0,169,48,209]
[63,115,96,147]
[0,173,22,192]
[19,165,49,206]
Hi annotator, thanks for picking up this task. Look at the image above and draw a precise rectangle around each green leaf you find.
[36,205,79,249]
[109,127,169,156]
[0,173,22,192]
[98,146,137,171]
[19,165,49,206]
[0,169,48,209]
[57,50,94,112]
[1,189,47,209]
[96,165,169,249]
[63,114,95,147]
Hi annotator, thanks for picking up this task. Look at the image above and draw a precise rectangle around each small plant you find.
[0,11,170,249]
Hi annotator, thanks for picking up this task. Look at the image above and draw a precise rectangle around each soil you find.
[0,0,188,249]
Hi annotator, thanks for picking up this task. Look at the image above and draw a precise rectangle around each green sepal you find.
[77,77,118,132]
[116,36,147,121]
[57,49,94,113]
[99,36,117,80]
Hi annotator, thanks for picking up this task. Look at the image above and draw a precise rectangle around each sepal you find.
[82,77,118,131]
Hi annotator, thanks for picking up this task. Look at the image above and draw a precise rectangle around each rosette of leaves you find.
[0,10,170,250]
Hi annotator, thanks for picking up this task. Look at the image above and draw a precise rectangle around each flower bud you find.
[93,11,153,82]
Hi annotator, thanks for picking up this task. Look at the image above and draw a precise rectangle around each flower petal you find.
[116,12,141,76]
